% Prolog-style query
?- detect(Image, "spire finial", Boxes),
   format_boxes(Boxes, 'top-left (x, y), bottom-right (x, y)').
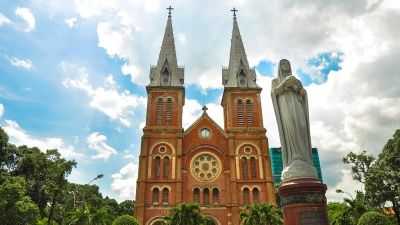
top-left (231, 7), bottom-right (238, 18)
top-left (167, 5), bottom-right (174, 17)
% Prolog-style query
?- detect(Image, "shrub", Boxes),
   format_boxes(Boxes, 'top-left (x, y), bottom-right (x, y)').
top-left (357, 211), bottom-right (390, 225)
top-left (112, 215), bottom-right (139, 225)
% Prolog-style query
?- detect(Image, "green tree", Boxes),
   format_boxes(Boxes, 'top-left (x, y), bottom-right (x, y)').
top-left (343, 129), bottom-right (400, 225)
top-left (117, 200), bottom-right (134, 216)
top-left (0, 175), bottom-right (39, 225)
top-left (164, 203), bottom-right (209, 225)
top-left (343, 151), bottom-right (374, 184)
top-left (240, 203), bottom-right (282, 225)
top-left (11, 146), bottom-right (76, 220)
top-left (357, 211), bottom-right (391, 225)
top-left (365, 129), bottom-right (400, 224)
top-left (112, 215), bottom-right (139, 225)
top-left (327, 202), bottom-right (349, 225)
top-left (63, 204), bottom-right (111, 225)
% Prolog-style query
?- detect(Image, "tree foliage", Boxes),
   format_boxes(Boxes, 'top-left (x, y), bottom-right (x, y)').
top-left (0, 126), bottom-right (137, 224)
top-left (343, 129), bottom-right (400, 225)
top-left (357, 211), bottom-right (391, 225)
top-left (164, 203), bottom-right (210, 225)
top-left (112, 215), bottom-right (139, 225)
top-left (0, 175), bottom-right (39, 225)
top-left (240, 203), bottom-right (282, 225)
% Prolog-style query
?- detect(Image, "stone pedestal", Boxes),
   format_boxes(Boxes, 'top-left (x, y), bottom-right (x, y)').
top-left (278, 179), bottom-right (328, 225)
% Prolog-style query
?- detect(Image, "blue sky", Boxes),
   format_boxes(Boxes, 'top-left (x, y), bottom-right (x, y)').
top-left (1, 0), bottom-right (400, 202)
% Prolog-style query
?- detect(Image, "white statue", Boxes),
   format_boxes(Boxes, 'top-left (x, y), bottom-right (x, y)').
top-left (271, 59), bottom-right (317, 182)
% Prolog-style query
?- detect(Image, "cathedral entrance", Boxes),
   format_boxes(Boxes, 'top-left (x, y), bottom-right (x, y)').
top-left (148, 219), bottom-right (164, 225)
top-left (206, 217), bottom-right (220, 225)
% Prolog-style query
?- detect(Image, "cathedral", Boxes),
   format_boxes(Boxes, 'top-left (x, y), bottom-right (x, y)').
top-left (134, 8), bottom-right (276, 225)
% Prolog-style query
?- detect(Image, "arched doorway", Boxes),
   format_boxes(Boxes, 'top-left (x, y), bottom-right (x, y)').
top-left (147, 217), bottom-right (165, 225)
top-left (205, 216), bottom-right (220, 225)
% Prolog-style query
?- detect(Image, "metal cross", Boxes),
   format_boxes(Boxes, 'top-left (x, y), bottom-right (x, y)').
top-left (231, 7), bottom-right (238, 18)
top-left (202, 105), bottom-right (208, 113)
top-left (167, 5), bottom-right (174, 16)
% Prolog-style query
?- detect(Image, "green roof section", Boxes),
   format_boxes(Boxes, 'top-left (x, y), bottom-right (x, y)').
top-left (269, 147), bottom-right (323, 185)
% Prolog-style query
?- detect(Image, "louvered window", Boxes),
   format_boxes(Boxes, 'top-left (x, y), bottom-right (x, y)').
top-left (237, 99), bottom-right (244, 126)
top-left (166, 98), bottom-right (172, 125)
top-left (156, 98), bottom-right (163, 125)
top-left (152, 188), bottom-right (159, 205)
top-left (250, 157), bottom-right (257, 179)
top-left (163, 157), bottom-right (169, 179)
top-left (246, 99), bottom-right (253, 125)
top-left (243, 188), bottom-right (250, 204)
top-left (253, 188), bottom-right (260, 203)
top-left (241, 158), bottom-right (248, 179)
top-left (154, 156), bottom-right (160, 179)
top-left (162, 188), bottom-right (169, 205)
top-left (203, 188), bottom-right (210, 205)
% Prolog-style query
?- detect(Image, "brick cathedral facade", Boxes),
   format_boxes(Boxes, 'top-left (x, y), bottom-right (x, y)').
top-left (134, 10), bottom-right (276, 225)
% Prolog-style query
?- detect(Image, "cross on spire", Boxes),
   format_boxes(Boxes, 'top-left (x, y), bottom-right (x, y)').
top-left (231, 7), bottom-right (238, 18)
top-left (202, 105), bottom-right (208, 114)
top-left (167, 5), bottom-right (174, 16)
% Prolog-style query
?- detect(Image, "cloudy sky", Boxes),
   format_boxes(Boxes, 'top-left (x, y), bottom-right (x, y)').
top-left (1, 0), bottom-right (400, 202)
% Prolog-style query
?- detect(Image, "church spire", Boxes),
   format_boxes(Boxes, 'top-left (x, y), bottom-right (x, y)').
top-left (222, 8), bottom-right (258, 88)
top-left (149, 5), bottom-right (184, 86)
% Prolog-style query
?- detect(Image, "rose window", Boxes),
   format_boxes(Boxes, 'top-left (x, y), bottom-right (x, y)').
top-left (191, 153), bottom-right (221, 181)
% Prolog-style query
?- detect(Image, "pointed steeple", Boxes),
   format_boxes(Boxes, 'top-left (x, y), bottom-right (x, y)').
top-left (149, 6), bottom-right (184, 86)
top-left (222, 9), bottom-right (258, 88)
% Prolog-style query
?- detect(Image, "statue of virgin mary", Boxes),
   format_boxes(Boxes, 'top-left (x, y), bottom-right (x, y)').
top-left (271, 59), bottom-right (317, 182)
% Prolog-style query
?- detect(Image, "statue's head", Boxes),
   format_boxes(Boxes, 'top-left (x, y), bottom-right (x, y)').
top-left (278, 59), bottom-right (292, 78)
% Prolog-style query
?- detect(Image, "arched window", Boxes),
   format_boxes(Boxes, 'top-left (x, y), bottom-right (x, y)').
top-left (253, 188), bottom-right (260, 203)
top-left (238, 69), bottom-right (246, 87)
top-left (243, 188), bottom-right (250, 204)
top-left (165, 98), bottom-right (172, 125)
top-left (203, 188), bottom-right (210, 205)
top-left (250, 157), bottom-right (257, 179)
top-left (162, 188), bottom-right (169, 205)
top-left (156, 98), bottom-right (163, 125)
top-left (152, 188), bottom-right (159, 205)
top-left (162, 68), bottom-right (170, 86)
top-left (246, 99), bottom-right (253, 125)
top-left (154, 156), bottom-right (161, 179)
top-left (212, 188), bottom-right (219, 205)
top-left (237, 99), bottom-right (244, 126)
top-left (163, 157), bottom-right (169, 179)
top-left (193, 188), bottom-right (200, 203)
top-left (241, 158), bottom-right (248, 179)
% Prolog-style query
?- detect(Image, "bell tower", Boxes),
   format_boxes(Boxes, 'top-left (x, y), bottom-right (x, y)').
top-left (221, 9), bottom-right (276, 222)
top-left (134, 6), bottom-right (185, 224)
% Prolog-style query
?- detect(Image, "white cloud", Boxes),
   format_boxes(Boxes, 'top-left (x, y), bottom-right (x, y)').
top-left (9, 57), bottom-right (34, 70)
top-left (65, 17), bottom-right (78, 28)
top-left (0, 103), bottom-right (4, 117)
top-left (61, 62), bottom-right (146, 126)
top-left (177, 33), bottom-right (186, 45)
top-left (182, 98), bottom-right (202, 129)
top-left (2, 120), bottom-right (82, 159)
top-left (111, 162), bottom-right (138, 202)
top-left (0, 13), bottom-right (11, 25)
top-left (87, 132), bottom-right (117, 160)
top-left (15, 7), bottom-right (35, 32)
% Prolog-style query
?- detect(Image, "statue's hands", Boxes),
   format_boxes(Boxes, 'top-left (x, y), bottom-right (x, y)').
top-left (292, 84), bottom-right (299, 92)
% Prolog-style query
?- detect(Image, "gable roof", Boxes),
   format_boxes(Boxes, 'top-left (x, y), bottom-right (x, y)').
top-left (184, 112), bottom-right (227, 138)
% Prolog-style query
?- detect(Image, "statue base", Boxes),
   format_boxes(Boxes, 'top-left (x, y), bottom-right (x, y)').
top-left (278, 179), bottom-right (328, 225)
